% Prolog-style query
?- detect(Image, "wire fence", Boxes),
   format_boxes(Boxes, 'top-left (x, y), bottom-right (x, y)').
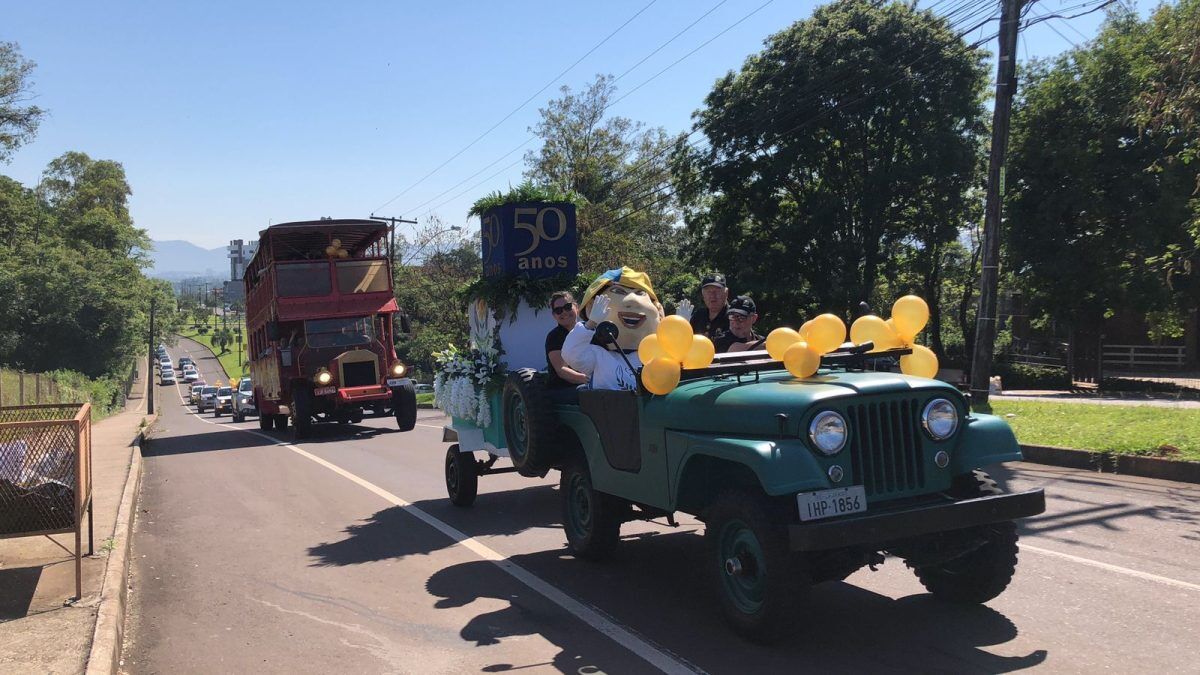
top-left (0, 361), bottom-right (140, 416)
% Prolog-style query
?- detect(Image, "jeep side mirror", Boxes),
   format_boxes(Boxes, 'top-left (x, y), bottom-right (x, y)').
top-left (595, 321), bottom-right (620, 346)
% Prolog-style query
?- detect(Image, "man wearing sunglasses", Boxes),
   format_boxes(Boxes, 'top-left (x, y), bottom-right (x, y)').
top-left (717, 295), bottom-right (765, 353)
top-left (545, 291), bottom-right (589, 388)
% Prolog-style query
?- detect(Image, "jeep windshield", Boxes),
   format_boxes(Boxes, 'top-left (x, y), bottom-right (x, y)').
top-left (304, 316), bottom-right (375, 349)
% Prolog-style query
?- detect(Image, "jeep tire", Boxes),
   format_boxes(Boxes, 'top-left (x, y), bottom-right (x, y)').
top-left (911, 470), bottom-right (1019, 604)
top-left (393, 381), bottom-right (417, 431)
top-left (502, 369), bottom-right (558, 477)
top-left (560, 460), bottom-right (624, 561)
top-left (707, 490), bottom-right (805, 644)
top-left (445, 444), bottom-right (478, 507)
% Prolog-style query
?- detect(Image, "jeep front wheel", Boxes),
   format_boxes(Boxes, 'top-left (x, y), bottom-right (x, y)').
top-left (445, 445), bottom-right (478, 507)
top-left (911, 470), bottom-right (1019, 604)
top-left (560, 460), bottom-right (623, 560)
top-left (706, 490), bottom-right (804, 643)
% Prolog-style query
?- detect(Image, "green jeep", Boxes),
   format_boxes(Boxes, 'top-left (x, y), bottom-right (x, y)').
top-left (442, 344), bottom-right (1045, 643)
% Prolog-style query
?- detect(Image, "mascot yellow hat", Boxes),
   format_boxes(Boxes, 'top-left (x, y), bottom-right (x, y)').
top-left (580, 266), bottom-right (659, 316)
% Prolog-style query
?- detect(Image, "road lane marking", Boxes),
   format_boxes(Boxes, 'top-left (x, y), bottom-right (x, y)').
top-left (170, 383), bottom-right (701, 675)
top-left (1020, 544), bottom-right (1200, 593)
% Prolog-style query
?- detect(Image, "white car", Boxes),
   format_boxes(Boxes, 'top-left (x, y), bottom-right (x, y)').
top-left (183, 369), bottom-right (200, 383)
top-left (160, 368), bottom-right (177, 385)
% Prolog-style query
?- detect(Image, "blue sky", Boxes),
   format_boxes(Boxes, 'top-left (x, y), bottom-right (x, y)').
top-left (4, 0), bottom-right (1116, 248)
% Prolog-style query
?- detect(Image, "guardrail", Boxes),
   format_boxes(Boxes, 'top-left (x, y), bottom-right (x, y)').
top-left (1102, 344), bottom-right (1187, 370)
top-left (0, 403), bottom-right (94, 600)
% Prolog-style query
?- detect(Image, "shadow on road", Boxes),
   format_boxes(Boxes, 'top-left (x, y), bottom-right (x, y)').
top-left (142, 429), bottom-right (278, 457)
top-left (306, 485), bottom-right (561, 567)
top-left (0, 565), bottom-right (42, 620)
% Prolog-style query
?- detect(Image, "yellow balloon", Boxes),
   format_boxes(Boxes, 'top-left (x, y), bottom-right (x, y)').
top-left (799, 320), bottom-right (814, 339)
top-left (682, 334), bottom-right (716, 369)
top-left (806, 313), bottom-right (846, 355)
top-left (643, 356), bottom-right (682, 395)
top-left (850, 315), bottom-right (903, 351)
top-left (892, 295), bottom-right (929, 343)
top-left (900, 344), bottom-right (939, 378)
top-left (766, 327), bottom-right (803, 361)
top-left (783, 341), bottom-right (820, 378)
top-left (638, 334), bottom-right (667, 364)
top-left (325, 245), bottom-right (337, 256)
top-left (337, 249), bottom-right (349, 258)
top-left (658, 315), bottom-right (693, 362)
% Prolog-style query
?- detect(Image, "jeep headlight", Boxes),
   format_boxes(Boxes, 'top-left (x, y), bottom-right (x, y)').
top-left (809, 411), bottom-right (847, 456)
top-left (922, 398), bottom-right (959, 440)
top-left (391, 362), bottom-right (407, 377)
top-left (314, 369), bottom-right (333, 385)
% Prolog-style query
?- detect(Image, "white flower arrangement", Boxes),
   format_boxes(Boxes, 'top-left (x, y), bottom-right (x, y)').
top-left (433, 301), bottom-right (503, 428)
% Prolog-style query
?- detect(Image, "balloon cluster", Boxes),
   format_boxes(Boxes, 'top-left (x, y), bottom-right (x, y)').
top-left (637, 315), bottom-right (716, 395)
top-left (325, 238), bottom-right (350, 258)
top-left (764, 313), bottom-right (847, 378)
top-left (848, 295), bottom-right (938, 378)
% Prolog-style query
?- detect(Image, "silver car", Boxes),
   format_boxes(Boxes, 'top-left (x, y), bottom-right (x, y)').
top-left (196, 385), bottom-right (219, 413)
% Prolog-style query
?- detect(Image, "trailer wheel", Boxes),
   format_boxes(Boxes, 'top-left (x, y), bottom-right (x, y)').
top-left (258, 414), bottom-right (272, 431)
top-left (445, 445), bottom-right (478, 507)
top-left (502, 369), bottom-right (559, 477)
top-left (392, 382), bottom-right (417, 431)
top-left (291, 386), bottom-right (313, 440)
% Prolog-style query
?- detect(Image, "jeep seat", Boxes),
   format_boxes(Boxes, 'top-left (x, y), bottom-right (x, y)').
top-left (578, 389), bottom-right (641, 472)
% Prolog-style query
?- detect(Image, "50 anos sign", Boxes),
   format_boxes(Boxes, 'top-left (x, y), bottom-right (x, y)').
top-left (480, 202), bottom-right (578, 279)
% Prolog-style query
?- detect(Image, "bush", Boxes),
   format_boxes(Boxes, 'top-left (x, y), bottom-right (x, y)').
top-left (993, 362), bottom-right (1072, 390)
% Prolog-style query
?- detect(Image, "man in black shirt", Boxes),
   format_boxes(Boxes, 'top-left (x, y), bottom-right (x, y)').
top-left (689, 273), bottom-right (731, 346)
top-left (716, 295), bottom-right (765, 352)
top-left (545, 291), bottom-right (589, 388)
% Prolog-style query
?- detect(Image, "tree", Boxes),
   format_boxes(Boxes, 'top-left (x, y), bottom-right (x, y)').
top-left (524, 75), bottom-right (685, 286)
top-left (673, 0), bottom-right (988, 327)
top-left (1005, 8), bottom-right (1198, 338)
top-left (0, 42), bottom-right (45, 163)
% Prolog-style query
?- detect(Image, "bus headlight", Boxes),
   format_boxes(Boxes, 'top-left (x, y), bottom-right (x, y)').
top-left (809, 411), bottom-right (848, 456)
top-left (922, 398), bottom-right (959, 440)
top-left (314, 369), bottom-right (333, 385)
top-left (391, 362), bottom-right (407, 377)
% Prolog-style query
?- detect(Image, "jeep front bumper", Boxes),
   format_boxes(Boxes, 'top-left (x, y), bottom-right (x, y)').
top-left (788, 489), bottom-right (1045, 551)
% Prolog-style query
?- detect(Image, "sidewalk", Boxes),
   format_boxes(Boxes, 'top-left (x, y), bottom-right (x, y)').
top-left (993, 390), bottom-right (1200, 409)
top-left (0, 361), bottom-right (151, 674)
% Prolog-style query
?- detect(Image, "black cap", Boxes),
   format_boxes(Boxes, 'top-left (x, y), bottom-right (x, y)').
top-left (701, 273), bottom-right (727, 289)
top-left (728, 295), bottom-right (757, 316)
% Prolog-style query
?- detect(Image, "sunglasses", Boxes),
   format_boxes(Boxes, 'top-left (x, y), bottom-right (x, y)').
top-left (729, 313), bottom-right (752, 322)
top-left (552, 303), bottom-right (575, 315)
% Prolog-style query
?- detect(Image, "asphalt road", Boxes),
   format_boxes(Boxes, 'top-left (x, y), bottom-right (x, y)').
top-left (121, 337), bottom-right (1200, 673)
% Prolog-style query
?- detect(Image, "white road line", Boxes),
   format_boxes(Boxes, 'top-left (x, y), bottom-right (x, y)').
top-left (169, 383), bottom-right (700, 675)
top-left (1021, 544), bottom-right (1200, 593)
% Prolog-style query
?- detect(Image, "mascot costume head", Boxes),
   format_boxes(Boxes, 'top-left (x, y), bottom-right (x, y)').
top-left (580, 266), bottom-right (665, 351)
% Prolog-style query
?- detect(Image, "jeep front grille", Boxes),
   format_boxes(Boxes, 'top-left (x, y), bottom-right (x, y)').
top-left (341, 360), bottom-right (378, 388)
top-left (846, 400), bottom-right (925, 498)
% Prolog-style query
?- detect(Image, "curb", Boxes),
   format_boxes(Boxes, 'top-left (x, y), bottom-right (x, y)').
top-left (1020, 444), bottom-right (1200, 485)
top-left (84, 416), bottom-right (152, 675)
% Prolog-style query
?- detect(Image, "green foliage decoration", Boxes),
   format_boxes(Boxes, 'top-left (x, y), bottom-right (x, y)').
top-left (466, 179), bottom-right (584, 219)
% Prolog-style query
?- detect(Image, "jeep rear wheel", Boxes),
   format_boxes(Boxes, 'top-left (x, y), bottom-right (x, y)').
top-left (445, 445), bottom-right (478, 507)
top-left (706, 490), bottom-right (805, 644)
top-left (560, 460), bottom-right (624, 560)
top-left (503, 369), bottom-right (558, 477)
top-left (912, 470), bottom-right (1019, 604)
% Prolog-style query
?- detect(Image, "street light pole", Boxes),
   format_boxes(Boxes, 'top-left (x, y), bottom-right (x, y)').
top-left (970, 0), bottom-right (1023, 405)
top-left (369, 214), bottom-right (418, 283)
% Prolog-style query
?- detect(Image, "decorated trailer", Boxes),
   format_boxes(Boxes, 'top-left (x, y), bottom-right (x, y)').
top-left (435, 196), bottom-right (1044, 642)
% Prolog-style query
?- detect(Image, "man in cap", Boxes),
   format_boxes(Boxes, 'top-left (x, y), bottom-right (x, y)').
top-left (717, 295), bottom-right (765, 353)
top-left (687, 273), bottom-right (731, 346)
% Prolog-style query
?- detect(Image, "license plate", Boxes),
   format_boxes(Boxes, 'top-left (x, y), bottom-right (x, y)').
top-left (386, 378), bottom-right (412, 387)
top-left (797, 486), bottom-right (867, 522)
top-left (313, 386), bottom-right (337, 396)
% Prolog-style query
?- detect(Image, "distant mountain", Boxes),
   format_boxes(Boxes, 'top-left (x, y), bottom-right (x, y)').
top-left (148, 240), bottom-right (229, 279)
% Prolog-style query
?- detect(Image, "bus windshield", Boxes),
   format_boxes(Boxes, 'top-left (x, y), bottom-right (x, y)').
top-left (305, 316), bottom-right (375, 349)
top-left (336, 260), bottom-right (390, 294)
top-left (276, 262), bottom-right (332, 298)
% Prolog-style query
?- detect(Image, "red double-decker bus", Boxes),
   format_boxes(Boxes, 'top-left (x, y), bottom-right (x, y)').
top-left (243, 219), bottom-right (416, 439)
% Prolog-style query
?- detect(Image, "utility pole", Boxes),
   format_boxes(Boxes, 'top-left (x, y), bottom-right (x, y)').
top-left (370, 214), bottom-right (417, 281)
top-left (148, 296), bottom-right (156, 415)
top-left (970, 0), bottom-right (1023, 405)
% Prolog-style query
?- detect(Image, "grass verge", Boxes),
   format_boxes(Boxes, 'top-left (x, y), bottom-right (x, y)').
top-left (178, 315), bottom-right (248, 382)
top-left (416, 392), bottom-right (434, 407)
top-left (985, 400), bottom-right (1200, 462)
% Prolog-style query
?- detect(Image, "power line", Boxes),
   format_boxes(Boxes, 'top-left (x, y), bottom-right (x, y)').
top-left (371, 0), bottom-right (659, 214)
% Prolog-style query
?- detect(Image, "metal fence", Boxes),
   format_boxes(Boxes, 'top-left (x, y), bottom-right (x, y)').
top-left (0, 403), bottom-right (94, 599)
top-left (0, 370), bottom-right (64, 407)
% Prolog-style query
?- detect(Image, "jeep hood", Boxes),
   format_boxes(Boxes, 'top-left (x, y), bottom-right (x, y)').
top-left (645, 369), bottom-right (961, 436)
